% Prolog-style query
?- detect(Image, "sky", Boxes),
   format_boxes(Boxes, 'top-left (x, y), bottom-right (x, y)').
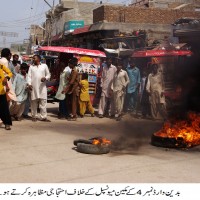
top-left (0, 0), bottom-right (59, 47)
top-left (0, 0), bottom-right (132, 48)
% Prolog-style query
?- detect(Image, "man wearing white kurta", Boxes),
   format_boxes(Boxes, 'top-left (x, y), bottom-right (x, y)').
top-left (55, 65), bottom-right (71, 118)
top-left (111, 63), bottom-right (129, 120)
top-left (98, 58), bottom-right (116, 118)
top-left (146, 64), bottom-right (166, 120)
top-left (27, 55), bottom-right (51, 121)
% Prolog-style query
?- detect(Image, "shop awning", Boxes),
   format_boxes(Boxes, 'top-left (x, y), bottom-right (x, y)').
top-left (72, 25), bottom-right (91, 35)
top-left (38, 46), bottom-right (106, 57)
top-left (132, 49), bottom-right (192, 57)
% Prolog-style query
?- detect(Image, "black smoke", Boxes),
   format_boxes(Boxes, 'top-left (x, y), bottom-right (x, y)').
top-left (170, 50), bottom-right (200, 119)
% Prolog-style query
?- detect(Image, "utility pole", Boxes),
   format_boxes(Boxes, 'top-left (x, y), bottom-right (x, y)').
top-left (44, 0), bottom-right (55, 46)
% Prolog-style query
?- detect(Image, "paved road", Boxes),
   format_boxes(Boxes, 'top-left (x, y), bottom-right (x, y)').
top-left (0, 103), bottom-right (199, 183)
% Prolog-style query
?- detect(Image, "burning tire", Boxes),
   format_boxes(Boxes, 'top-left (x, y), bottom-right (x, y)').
top-left (151, 112), bottom-right (200, 149)
top-left (151, 134), bottom-right (187, 148)
top-left (73, 137), bottom-right (103, 146)
top-left (73, 137), bottom-right (111, 154)
top-left (76, 143), bottom-right (110, 154)
top-left (73, 139), bottom-right (93, 146)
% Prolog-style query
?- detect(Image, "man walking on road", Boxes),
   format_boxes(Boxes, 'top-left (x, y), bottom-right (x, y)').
top-left (98, 57), bottom-right (116, 118)
top-left (27, 55), bottom-right (51, 122)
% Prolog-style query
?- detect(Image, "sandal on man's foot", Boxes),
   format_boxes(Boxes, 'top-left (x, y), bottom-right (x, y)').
top-left (67, 117), bottom-right (77, 121)
top-left (5, 125), bottom-right (11, 130)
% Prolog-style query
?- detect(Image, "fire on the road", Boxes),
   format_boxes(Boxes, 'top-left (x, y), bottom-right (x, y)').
top-left (92, 138), bottom-right (112, 146)
top-left (154, 113), bottom-right (200, 148)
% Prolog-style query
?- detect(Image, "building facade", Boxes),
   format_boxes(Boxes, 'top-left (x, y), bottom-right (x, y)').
top-left (44, 0), bottom-right (100, 45)
top-left (28, 24), bottom-right (44, 54)
top-left (93, 4), bottom-right (200, 42)
top-left (131, 0), bottom-right (200, 10)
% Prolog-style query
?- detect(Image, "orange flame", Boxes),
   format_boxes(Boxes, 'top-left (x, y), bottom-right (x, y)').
top-left (155, 113), bottom-right (200, 147)
top-left (92, 138), bottom-right (111, 146)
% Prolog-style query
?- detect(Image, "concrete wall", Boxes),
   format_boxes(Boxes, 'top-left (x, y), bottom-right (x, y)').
top-left (30, 25), bottom-right (44, 45)
top-left (51, 2), bottom-right (97, 36)
top-left (44, 1), bottom-right (100, 42)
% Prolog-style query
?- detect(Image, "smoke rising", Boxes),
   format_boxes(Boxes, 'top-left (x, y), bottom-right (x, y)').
top-left (110, 119), bottom-right (163, 154)
top-left (168, 52), bottom-right (200, 119)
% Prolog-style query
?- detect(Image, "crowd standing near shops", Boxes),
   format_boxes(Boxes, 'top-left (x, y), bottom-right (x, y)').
top-left (0, 48), bottom-right (167, 131)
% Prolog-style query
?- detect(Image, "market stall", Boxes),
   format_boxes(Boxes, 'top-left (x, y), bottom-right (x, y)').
top-left (38, 46), bottom-right (106, 103)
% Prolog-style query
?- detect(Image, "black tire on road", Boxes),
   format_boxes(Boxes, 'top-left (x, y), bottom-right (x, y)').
top-left (88, 137), bottom-right (103, 141)
top-left (77, 143), bottom-right (110, 154)
top-left (73, 139), bottom-right (93, 146)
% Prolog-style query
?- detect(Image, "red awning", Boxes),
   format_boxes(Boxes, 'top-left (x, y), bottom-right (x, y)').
top-left (38, 46), bottom-right (106, 57)
top-left (72, 25), bottom-right (90, 35)
top-left (132, 50), bottom-right (192, 57)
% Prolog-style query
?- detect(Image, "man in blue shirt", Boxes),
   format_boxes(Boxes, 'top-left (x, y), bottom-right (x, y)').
top-left (126, 59), bottom-right (141, 113)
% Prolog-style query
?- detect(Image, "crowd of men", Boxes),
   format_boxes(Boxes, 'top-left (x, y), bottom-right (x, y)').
top-left (98, 57), bottom-right (166, 121)
top-left (0, 48), bottom-right (51, 130)
top-left (0, 48), bottom-right (166, 131)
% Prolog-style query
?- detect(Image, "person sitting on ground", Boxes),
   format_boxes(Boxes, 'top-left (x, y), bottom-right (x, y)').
top-left (79, 73), bottom-right (95, 118)
top-left (10, 63), bottom-right (29, 121)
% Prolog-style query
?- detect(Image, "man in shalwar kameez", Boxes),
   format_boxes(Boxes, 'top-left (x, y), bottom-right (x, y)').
top-left (126, 60), bottom-right (141, 113)
top-left (146, 64), bottom-right (167, 120)
top-left (27, 55), bottom-right (51, 122)
top-left (98, 58), bottom-right (116, 118)
top-left (111, 60), bottom-right (129, 120)
top-left (10, 63), bottom-right (29, 121)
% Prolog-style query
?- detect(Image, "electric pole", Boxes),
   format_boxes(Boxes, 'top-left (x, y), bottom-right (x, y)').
top-left (44, 0), bottom-right (55, 46)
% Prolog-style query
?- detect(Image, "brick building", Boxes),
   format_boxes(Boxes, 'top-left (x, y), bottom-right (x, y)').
top-left (93, 5), bottom-right (200, 42)
top-left (131, 0), bottom-right (200, 10)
